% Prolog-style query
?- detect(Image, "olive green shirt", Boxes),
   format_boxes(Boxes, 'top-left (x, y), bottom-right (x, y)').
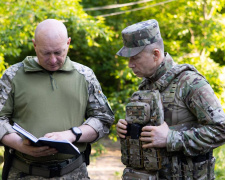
top-left (0, 56), bottom-right (114, 162)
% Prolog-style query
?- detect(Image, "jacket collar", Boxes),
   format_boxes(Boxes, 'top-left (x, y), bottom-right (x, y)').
top-left (146, 52), bottom-right (176, 83)
top-left (23, 56), bottom-right (76, 72)
top-left (139, 52), bottom-right (199, 91)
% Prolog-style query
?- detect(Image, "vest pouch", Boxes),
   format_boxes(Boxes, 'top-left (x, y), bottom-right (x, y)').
top-left (122, 167), bottom-right (158, 180)
top-left (126, 102), bottom-right (150, 125)
top-left (120, 137), bottom-right (130, 166)
top-left (129, 139), bottom-right (143, 168)
top-left (142, 146), bottom-right (162, 171)
top-left (121, 123), bottom-right (143, 168)
top-left (122, 90), bottom-right (164, 171)
top-left (193, 159), bottom-right (208, 179)
top-left (208, 157), bottom-right (215, 180)
top-left (182, 162), bottom-right (193, 180)
top-left (129, 90), bottom-right (164, 126)
top-left (181, 157), bottom-right (215, 180)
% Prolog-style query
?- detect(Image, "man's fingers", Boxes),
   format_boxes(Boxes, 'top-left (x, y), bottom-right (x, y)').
top-left (32, 147), bottom-right (58, 157)
top-left (142, 142), bottom-right (154, 149)
top-left (142, 125), bottom-right (153, 132)
top-left (117, 129), bottom-right (127, 135)
top-left (116, 128), bottom-right (127, 138)
top-left (23, 139), bottom-right (31, 146)
top-left (140, 131), bottom-right (153, 137)
top-left (118, 119), bottom-right (127, 125)
top-left (116, 119), bottom-right (128, 138)
top-left (117, 120), bottom-right (127, 129)
top-left (140, 136), bottom-right (152, 142)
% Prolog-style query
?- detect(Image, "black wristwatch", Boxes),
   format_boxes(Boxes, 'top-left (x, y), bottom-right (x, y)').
top-left (70, 127), bottom-right (82, 142)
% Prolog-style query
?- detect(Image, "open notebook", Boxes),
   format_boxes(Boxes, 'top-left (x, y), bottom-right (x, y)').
top-left (13, 123), bottom-right (80, 155)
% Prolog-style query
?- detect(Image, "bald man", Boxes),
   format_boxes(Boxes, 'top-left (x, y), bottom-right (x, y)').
top-left (0, 19), bottom-right (114, 179)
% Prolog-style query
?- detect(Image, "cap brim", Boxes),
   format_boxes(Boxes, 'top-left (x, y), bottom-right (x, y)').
top-left (116, 46), bottom-right (146, 57)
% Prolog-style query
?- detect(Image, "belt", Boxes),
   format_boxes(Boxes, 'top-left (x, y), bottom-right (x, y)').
top-left (12, 154), bottom-right (85, 178)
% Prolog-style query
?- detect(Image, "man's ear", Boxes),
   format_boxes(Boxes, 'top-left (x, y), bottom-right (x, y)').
top-left (153, 49), bottom-right (160, 61)
top-left (66, 38), bottom-right (71, 52)
top-left (32, 39), bottom-right (36, 48)
top-left (67, 37), bottom-right (71, 45)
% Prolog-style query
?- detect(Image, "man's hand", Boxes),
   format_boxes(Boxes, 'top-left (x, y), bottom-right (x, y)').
top-left (44, 130), bottom-right (75, 142)
top-left (22, 138), bottom-right (58, 157)
top-left (140, 122), bottom-right (169, 148)
top-left (45, 124), bottom-right (98, 143)
top-left (2, 133), bottom-right (58, 157)
top-left (116, 119), bottom-right (127, 138)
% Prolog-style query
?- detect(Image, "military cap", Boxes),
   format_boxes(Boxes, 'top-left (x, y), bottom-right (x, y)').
top-left (116, 19), bottom-right (162, 57)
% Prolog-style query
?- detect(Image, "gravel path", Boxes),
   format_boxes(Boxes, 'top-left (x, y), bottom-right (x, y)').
top-left (87, 137), bottom-right (125, 180)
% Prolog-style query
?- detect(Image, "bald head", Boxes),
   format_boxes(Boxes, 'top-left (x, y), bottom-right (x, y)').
top-left (32, 19), bottom-right (71, 71)
top-left (34, 19), bottom-right (68, 44)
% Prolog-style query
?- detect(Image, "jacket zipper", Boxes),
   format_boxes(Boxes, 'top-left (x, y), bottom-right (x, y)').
top-left (49, 73), bottom-right (57, 91)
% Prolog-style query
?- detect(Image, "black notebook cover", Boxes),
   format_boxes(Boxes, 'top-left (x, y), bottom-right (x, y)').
top-left (13, 123), bottom-right (80, 155)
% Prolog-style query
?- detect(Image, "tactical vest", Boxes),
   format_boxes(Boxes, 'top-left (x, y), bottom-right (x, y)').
top-left (120, 90), bottom-right (163, 180)
top-left (121, 64), bottom-right (216, 180)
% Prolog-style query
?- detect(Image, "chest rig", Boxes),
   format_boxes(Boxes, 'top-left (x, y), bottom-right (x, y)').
top-left (121, 63), bottom-right (203, 179)
top-left (120, 90), bottom-right (164, 172)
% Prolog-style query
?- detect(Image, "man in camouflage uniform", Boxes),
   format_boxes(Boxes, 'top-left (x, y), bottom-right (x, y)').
top-left (0, 19), bottom-right (114, 179)
top-left (116, 19), bottom-right (225, 179)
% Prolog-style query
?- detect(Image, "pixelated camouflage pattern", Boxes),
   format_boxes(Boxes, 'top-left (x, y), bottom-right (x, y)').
top-left (142, 147), bottom-right (162, 171)
top-left (126, 102), bottom-right (150, 125)
top-left (8, 162), bottom-right (89, 180)
top-left (157, 156), bottom-right (216, 180)
top-left (138, 53), bottom-right (225, 179)
top-left (71, 59), bottom-right (115, 141)
top-left (0, 56), bottom-right (114, 142)
top-left (121, 90), bottom-right (163, 171)
top-left (0, 63), bottom-right (23, 111)
top-left (120, 138), bottom-right (130, 165)
top-left (129, 139), bottom-right (142, 168)
top-left (171, 156), bottom-right (181, 179)
top-left (0, 63), bottom-right (23, 138)
top-left (122, 167), bottom-right (158, 180)
top-left (182, 160), bottom-right (193, 180)
top-left (129, 90), bottom-right (164, 126)
top-left (0, 56), bottom-right (114, 178)
top-left (117, 19), bottom-right (162, 57)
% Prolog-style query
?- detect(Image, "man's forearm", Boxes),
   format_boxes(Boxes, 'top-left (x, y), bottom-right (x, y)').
top-left (1, 133), bottom-right (23, 150)
top-left (78, 124), bottom-right (98, 143)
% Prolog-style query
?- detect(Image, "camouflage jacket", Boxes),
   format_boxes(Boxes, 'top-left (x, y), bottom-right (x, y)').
top-left (139, 53), bottom-right (225, 156)
top-left (0, 56), bottom-right (114, 160)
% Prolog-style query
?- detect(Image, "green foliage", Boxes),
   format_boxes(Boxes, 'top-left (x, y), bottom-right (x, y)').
top-left (0, 56), bottom-right (8, 77)
top-left (82, 0), bottom-right (225, 178)
top-left (214, 144), bottom-right (225, 179)
top-left (90, 142), bottom-right (107, 158)
top-left (0, 0), bottom-right (225, 178)
top-left (0, 0), bottom-right (114, 65)
top-left (0, 146), bottom-right (3, 179)
top-left (81, 0), bottom-right (225, 109)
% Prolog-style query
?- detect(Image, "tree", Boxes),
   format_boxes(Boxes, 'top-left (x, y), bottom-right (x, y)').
top-left (0, 0), bottom-right (115, 175)
top-left (81, 0), bottom-right (225, 177)
top-left (0, 0), bottom-right (114, 74)
top-left (81, 0), bottom-right (225, 117)
top-left (1, 0), bottom-right (225, 177)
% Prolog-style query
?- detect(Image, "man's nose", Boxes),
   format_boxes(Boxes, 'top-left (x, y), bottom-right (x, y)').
top-left (128, 59), bottom-right (135, 68)
top-left (49, 54), bottom-right (57, 63)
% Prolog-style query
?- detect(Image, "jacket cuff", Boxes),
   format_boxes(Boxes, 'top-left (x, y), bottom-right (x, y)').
top-left (167, 129), bottom-right (183, 152)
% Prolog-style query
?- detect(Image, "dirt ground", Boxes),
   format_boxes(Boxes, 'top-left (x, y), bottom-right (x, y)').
top-left (87, 137), bottom-right (125, 180)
